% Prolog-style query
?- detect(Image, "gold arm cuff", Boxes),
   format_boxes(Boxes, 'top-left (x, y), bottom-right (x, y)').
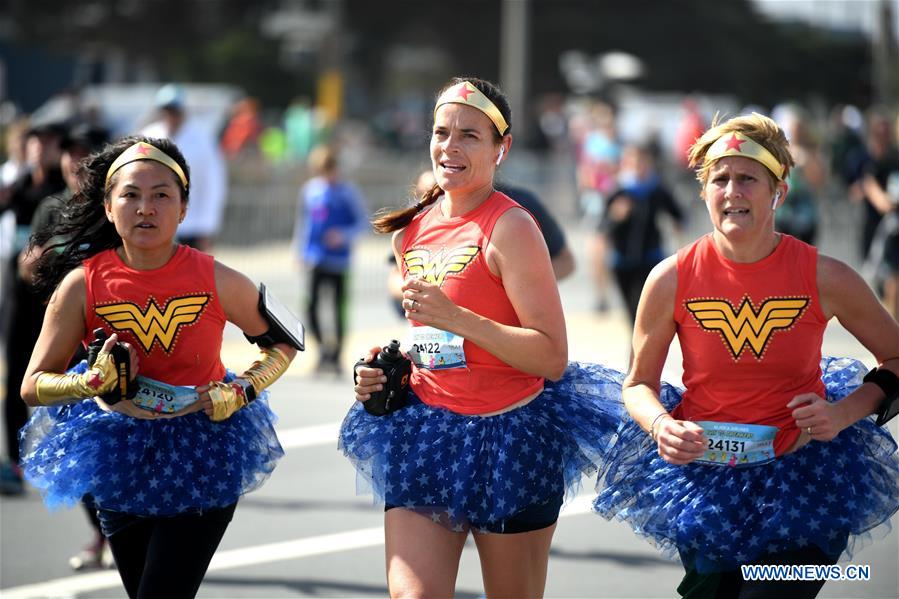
top-left (241, 347), bottom-right (291, 396)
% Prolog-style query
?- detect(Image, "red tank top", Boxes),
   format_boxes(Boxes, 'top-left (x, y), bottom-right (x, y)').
top-left (83, 246), bottom-right (227, 386)
top-left (401, 191), bottom-right (544, 414)
top-left (673, 234), bottom-right (827, 455)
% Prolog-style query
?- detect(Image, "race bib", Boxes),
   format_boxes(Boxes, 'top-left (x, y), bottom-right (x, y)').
top-left (131, 376), bottom-right (199, 413)
top-left (695, 421), bottom-right (778, 468)
top-left (405, 326), bottom-right (466, 370)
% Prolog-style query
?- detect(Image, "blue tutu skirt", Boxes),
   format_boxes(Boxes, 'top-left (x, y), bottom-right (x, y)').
top-left (19, 364), bottom-right (283, 517)
top-left (593, 356), bottom-right (899, 574)
top-left (339, 362), bottom-right (625, 532)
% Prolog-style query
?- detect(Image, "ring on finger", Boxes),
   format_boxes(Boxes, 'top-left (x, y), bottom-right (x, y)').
top-left (807, 426), bottom-right (813, 435)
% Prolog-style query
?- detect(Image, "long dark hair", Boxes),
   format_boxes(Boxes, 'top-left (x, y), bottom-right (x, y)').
top-left (30, 135), bottom-right (190, 298)
top-left (371, 77), bottom-right (512, 233)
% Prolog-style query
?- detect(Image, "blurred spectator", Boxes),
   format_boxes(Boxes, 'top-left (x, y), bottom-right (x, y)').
top-left (494, 181), bottom-right (575, 281)
top-left (141, 84), bottom-right (228, 253)
top-left (293, 146), bottom-right (368, 373)
top-left (28, 123), bottom-right (110, 256)
top-left (0, 118), bottom-right (30, 326)
top-left (576, 101), bottom-right (621, 313)
top-left (25, 123), bottom-right (114, 569)
top-left (848, 109), bottom-right (899, 265)
top-left (220, 98), bottom-right (262, 160)
top-left (535, 93), bottom-right (568, 151)
top-left (673, 98), bottom-right (705, 170)
top-left (599, 143), bottom-right (685, 326)
top-left (579, 101), bottom-right (621, 210)
top-left (259, 126), bottom-right (289, 165)
top-left (1, 118), bottom-right (30, 188)
top-left (775, 106), bottom-right (827, 244)
top-left (285, 96), bottom-right (321, 162)
top-left (0, 121), bottom-right (66, 496)
top-left (827, 104), bottom-right (866, 188)
top-left (860, 113), bottom-right (899, 319)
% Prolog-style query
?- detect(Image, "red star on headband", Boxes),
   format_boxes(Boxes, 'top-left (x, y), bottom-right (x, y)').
top-left (135, 143), bottom-right (153, 156)
top-left (724, 134), bottom-right (744, 151)
top-left (454, 83), bottom-right (473, 101)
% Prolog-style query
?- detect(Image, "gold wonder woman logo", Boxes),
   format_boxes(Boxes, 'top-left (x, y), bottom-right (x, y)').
top-left (686, 296), bottom-right (809, 359)
top-left (404, 246), bottom-right (480, 287)
top-left (95, 295), bottom-right (210, 353)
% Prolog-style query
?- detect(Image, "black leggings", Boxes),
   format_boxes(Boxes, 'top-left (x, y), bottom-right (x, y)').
top-left (679, 545), bottom-right (838, 599)
top-left (306, 267), bottom-right (347, 361)
top-left (104, 503), bottom-right (236, 599)
top-left (612, 266), bottom-right (654, 327)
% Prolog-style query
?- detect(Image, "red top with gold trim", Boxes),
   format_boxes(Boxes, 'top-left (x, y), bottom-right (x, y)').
top-left (82, 245), bottom-right (227, 386)
top-left (401, 191), bottom-right (544, 414)
top-left (673, 233), bottom-right (827, 455)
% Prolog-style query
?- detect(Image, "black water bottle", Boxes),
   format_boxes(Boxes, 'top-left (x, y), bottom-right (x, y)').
top-left (87, 328), bottom-right (107, 367)
top-left (86, 328), bottom-right (135, 404)
top-left (359, 340), bottom-right (412, 416)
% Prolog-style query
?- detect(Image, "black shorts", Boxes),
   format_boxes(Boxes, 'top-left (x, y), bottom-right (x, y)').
top-left (386, 494), bottom-right (564, 534)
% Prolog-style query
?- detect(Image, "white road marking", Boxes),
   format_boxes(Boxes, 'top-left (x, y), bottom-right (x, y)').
top-left (1, 420), bottom-right (595, 598)
top-left (277, 421), bottom-right (341, 449)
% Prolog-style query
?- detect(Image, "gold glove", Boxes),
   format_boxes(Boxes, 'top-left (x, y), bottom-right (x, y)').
top-left (207, 381), bottom-right (249, 422)
top-left (35, 350), bottom-right (123, 406)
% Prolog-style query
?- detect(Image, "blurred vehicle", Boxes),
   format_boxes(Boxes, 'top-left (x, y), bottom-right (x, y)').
top-left (29, 83), bottom-right (243, 140)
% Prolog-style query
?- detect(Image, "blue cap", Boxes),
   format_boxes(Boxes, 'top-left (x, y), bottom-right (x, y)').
top-left (155, 84), bottom-right (185, 109)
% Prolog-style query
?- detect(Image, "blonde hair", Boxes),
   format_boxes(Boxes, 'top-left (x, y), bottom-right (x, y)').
top-left (688, 112), bottom-right (795, 187)
top-left (308, 145), bottom-right (338, 176)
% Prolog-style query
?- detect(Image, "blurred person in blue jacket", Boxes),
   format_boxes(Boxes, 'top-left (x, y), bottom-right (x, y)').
top-left (294, 145), bottom-right (368, 372)
top-left (599, 143), bottom-right (685, 326)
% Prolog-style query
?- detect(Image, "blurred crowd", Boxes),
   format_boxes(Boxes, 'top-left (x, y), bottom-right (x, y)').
top-left (2, 86), bottom-right (899, 322)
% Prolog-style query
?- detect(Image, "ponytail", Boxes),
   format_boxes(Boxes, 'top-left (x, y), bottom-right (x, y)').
top-left (372, 183), bottom-right (443, 233)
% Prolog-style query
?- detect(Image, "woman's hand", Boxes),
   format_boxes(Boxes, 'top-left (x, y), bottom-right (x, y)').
top-left (788, 393), bottom-right (846, 442)
top-left (95, 333), bottom-right (140, 381)
top-left (94, 396), bottom-right (157, 419)
top-left (197, 383), bottom-right (215, 418)
top-left (354, 346), bottom-right (385, 403)
top-left (401, 278), bottom-right (461, 329)
top-left (654, 417), bottom-right (707, 465)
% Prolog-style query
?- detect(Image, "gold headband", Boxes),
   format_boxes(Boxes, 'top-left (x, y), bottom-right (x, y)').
top-left (105, 142), bottom-right (189, 189)
top-left (704, 132), bottom-right (785, 180)
top-left (434, 81), bottom-right (509, 135)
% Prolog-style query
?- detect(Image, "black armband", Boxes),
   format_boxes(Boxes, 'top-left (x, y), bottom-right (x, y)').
top-left (243, 283), bottom-right (305, 351)
top-left (863, 367), bottom-right (899, 426)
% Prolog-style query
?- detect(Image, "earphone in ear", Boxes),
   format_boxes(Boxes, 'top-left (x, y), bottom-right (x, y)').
top-left (496, 146), bottom-right (505, 166)
top-left (771, 191), bottom-right (781, 210)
